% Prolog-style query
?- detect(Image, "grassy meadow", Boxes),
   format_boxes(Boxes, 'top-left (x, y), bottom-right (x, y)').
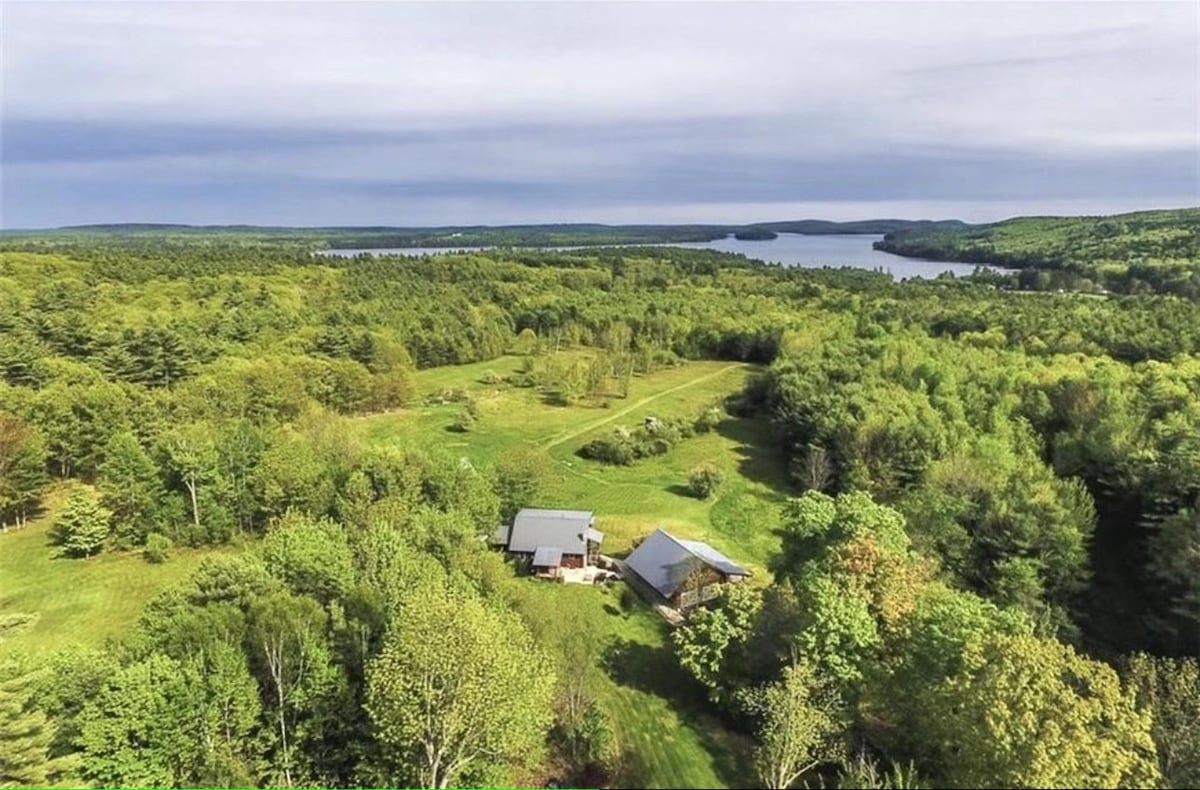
top-left (510, 581), bottom-right (753, 789)
top-left (357, 353), bottom-right (791, 570)
top-left (0, 486), bottom-right (233, 655)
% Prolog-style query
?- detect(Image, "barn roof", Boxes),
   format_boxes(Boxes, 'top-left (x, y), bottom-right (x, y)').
top-left (624, 529), bottom-right (750, 599)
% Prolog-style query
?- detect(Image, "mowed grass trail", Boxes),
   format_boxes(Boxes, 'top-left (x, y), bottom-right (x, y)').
top-left (538, 362), bottom-right (744, 450)
top-left (357, 354), bottom-right (793, 570)
top-left (0, 487), bottom-right (230, 655)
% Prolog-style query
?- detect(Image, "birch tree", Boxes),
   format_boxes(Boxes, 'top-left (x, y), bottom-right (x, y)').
top-left (753, 662), bottom-right (844, 789)
top-left (159, 423), bottom-right (218, 530)
top-left (248, 591), bottom-right (330, 788)
top-left (366, 586), bottom-right (555, 789)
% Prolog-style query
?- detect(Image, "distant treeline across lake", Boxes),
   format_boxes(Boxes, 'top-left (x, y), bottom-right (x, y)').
top-left (320, 233), bottom-right (1005, 279)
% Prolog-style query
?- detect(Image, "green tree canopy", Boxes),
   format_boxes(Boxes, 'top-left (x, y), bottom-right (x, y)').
top-left (928, 633), bottom-right (1159, 788)
top-left (366, 585), bottom-right (556, 789)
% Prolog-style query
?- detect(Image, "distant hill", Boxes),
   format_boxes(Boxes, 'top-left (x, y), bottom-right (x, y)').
top-left (6, 219), bottom-right (969, 249)
top-left (874, 207), bottom-right (1200, 295)
top-left (751, 219), bottom-right (969, 235)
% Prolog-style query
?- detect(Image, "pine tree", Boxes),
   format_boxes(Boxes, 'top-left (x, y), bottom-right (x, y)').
top-left (0, 414), bottom-right (49, 530)
top-left (0, 661), bottom-right (66, 788)
top-left (52, 493), bottom-right (113, 558)
top-left (98, 432), bottom-right (167, 547)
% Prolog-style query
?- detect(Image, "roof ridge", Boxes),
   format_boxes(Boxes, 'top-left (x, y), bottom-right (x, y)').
top-left (659, 528), bottom-right (747, 574)
top-left (656, 527), bottom-right (710, 564)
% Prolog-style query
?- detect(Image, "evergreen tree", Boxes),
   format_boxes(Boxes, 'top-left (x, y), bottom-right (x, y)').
top-left (98, 431), bottom-right (168, 547)
top-left (52, 492), bottom-right (113, 558)
top-left (0, 414), bottom-right (49, 530)
top-left (0, 660), bottom-right (69, 788)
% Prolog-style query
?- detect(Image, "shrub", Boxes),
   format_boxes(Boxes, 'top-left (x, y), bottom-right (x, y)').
top-left (695, 405), bottom-right (724, 434)
top-left (452, 408), bottom-right (476, 433)
top-left (480, 369), bottom-right (501, 385)
top-left (425, 387), bottom-right (470, 405)
top-left (687, 462), bottom-right (725, 499)
top-left (512, 357), bottom-right (539, 387)
top-left (143, 532), bottom-right (173, 563)
top-left (555, 700), bottom-right (616, 777)
top-left (580, 433), bottom-right (636, 465)
top-left (578, 416), bottom-right (698, 465)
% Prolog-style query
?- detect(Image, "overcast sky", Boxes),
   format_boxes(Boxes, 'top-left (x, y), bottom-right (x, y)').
top-left (2, 0), bottom-right (1197, 227)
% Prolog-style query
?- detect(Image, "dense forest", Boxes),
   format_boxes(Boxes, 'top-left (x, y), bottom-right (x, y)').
top-left (0, 230), bottom-right (1198, 789)
top-left (875, 207), bottom-right (1200, 296)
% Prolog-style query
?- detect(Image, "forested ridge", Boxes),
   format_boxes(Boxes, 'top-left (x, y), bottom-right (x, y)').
top-left (874, 207), bottom-right (1200, 295)
top-left (0, 235), bottom-right (1197, 789)
top-left (0, 217), bottom-right (965, 251)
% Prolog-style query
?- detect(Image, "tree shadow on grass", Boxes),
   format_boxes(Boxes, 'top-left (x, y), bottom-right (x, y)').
top-left (602, 636), bottom-right (754, 788)
top-left (664, 483), bottom-right (696, 499)
top-left (714, 416), bottom-right (794, 495)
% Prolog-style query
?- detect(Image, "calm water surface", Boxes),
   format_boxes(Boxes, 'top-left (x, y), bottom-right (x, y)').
top-left (320, 233), bottom-right (1004, 279)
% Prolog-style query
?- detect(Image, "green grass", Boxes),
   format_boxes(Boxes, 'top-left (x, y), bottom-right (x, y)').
top-left (357, 353), bottom-right (792, 572)
top-left (510, 581), bottom-right (753, 789)
top-left (0, 487), bottom-right (230, 656)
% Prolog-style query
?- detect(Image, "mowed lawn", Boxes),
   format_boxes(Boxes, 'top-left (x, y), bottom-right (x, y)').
top-left (511, 581), bottom-right (753, 789)
top-left (0, 487), bottom-right (230, 655)
top-left (357, 354), bottom-right (793, 571)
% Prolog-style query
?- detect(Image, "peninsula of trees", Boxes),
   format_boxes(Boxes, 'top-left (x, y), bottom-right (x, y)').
top-left (874, 207), bottom-right (1200, 295)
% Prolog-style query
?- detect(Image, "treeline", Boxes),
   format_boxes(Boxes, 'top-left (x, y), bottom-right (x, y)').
top-left (1, 218), bottom-right (970, 251)
top-left (660, 292), bottom-right (1200, 784)
top-left (875, 207), bottom-right (1200, 295)
top-left (752, 324), bottom-right (1200, 657)
top-left (674, 491), bottom-right (1196, 788)
top-left (0, 242), bottom-right (802, 546)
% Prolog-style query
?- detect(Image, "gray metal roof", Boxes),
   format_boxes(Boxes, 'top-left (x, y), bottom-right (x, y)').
top-left (625, 529), bottom-right (750, 599)
top-left (532, 546), bottom-right (563, 567)
top-left (507, 508), bottom-right (597, 555)
top-left (676, 538), bottom-right (748, 578)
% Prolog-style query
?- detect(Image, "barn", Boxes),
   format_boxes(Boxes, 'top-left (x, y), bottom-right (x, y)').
top-left (624, 528), bottom-right (750, 609)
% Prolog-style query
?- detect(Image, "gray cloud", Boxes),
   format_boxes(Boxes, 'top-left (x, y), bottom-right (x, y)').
top-left (1, 1), bottom-right (1196, 227)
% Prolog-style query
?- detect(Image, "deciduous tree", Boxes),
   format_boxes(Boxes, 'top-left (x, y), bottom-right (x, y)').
top-left (366, 586), bottom-right (555, 789)
top-left (753, 662), bottom-right (845, 789)
top-left (929, 634), bottom-right (1159, 788)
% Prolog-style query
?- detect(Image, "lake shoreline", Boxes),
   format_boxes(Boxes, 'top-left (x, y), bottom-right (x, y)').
top-left (316, 232), bottom-right (1011, 279)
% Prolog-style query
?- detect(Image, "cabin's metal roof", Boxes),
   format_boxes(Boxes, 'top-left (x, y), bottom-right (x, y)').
top-left (507, 508), bottom-right (597, 555)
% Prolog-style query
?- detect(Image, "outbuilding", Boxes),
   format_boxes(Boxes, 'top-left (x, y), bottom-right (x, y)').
top-left (624, 528), bottom-right (750, 609)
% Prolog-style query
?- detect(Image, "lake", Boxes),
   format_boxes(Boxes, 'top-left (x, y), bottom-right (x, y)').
top-left (319, 233), bottom-right (1003, 279)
